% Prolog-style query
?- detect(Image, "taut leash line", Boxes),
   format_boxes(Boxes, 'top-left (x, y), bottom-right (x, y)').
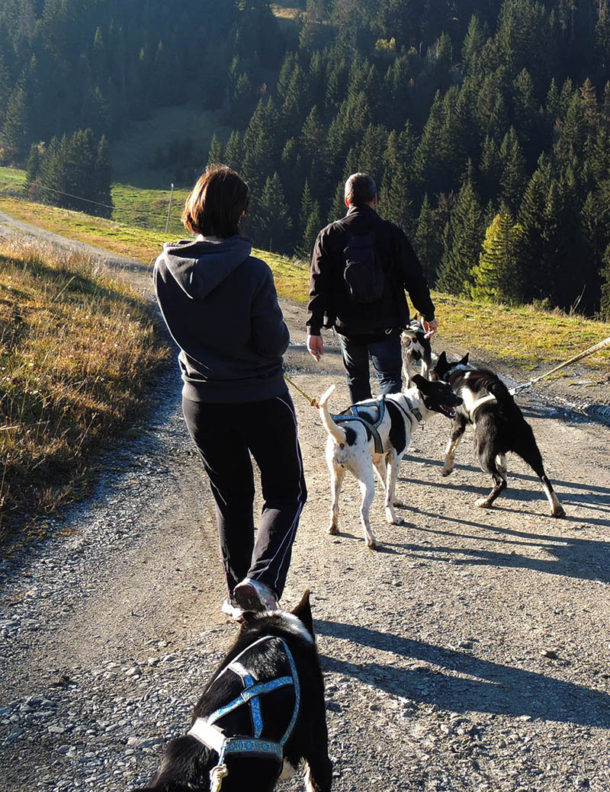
top-left (284, 374), bottom-right (319, 408)
top-left (510, 336), bottom-right (610, 395)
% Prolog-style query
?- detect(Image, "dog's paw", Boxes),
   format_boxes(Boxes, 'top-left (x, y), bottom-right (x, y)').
top-left (328, 524), bottom-right (339, 535)
top-left (441, 466), bottom-right (453, 477)
top-left (366, 539), bottom-right (380, 550)
top-left (552, 505), bottom-right (566, 518)
top-left (393, 499), bottom-right (404, 507)
top-left (475, 497), bottom-right (493, 509)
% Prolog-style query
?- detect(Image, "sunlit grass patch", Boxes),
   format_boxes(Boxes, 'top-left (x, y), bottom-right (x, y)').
top-left (0, 237), bottom-right (170, 546)
top-left (432, 293), bottom-right (610, 371)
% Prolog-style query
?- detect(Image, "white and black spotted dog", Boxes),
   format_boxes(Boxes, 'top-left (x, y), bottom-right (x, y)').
top-left (133, 591), bottom-right (332, 792)
top-left (433, 351), bottom-right (565, 517)
top-left (401, 319), bottom-right (434, 386)
top-left (317, 375), bottom-right (463, 549)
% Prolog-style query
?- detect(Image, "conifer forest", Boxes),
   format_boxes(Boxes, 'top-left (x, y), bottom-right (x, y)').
top-left (1, 0), bottom-right (610, 317)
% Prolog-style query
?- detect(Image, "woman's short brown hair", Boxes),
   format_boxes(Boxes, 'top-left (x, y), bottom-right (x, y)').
top-left (182, 164), bottom-right (250, 238)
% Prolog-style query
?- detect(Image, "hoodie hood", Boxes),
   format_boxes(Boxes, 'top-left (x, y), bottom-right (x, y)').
top-left (160, 235), bottom-right (253, 300)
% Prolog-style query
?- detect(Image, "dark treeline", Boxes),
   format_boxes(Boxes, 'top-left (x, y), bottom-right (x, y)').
top-left (1, 0), bottom-right (609, 317)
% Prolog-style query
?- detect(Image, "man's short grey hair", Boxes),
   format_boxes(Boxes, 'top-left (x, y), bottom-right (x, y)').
top-left (344, 173), bottom-right (377, 206)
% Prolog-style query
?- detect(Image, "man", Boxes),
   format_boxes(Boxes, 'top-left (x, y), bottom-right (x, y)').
top-left (306, 172), bottom-right (438, 403)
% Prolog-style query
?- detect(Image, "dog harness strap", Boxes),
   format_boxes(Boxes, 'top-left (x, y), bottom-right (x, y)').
top-left (336, 398), bottom-right (386, 454)
top-left (208, 676), bottom-right (294, 727)
top-left (226, 661), bottom-right (262, 737)
top-left (468, 393), bottom-right (496, 423)
top-left (400, 396), bottom-right (424, 425)
top-left (279, 638), bottom-right (301, 745)
top-left (188, 636), bottom-right (301, 786)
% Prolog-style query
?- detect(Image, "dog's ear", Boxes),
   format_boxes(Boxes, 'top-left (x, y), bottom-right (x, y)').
top-left (411, 373), bottom-right (428, 390)
top-left (292, 589), bottom-right (314, 634)
top-left (435, 351), bottom-right (447, 369)
top-left (459, 353), bottom-right (469, 365)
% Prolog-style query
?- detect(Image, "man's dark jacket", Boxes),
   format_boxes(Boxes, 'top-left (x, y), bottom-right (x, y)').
top-left (306, 204), bottom-right (435, 337)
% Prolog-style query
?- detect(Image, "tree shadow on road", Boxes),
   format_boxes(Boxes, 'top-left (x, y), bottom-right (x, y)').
top-left (315, 620), bottom-right (610, 728)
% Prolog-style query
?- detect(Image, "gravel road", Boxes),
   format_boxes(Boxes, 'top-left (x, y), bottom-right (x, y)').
top-left (1, 214), bottom-right (609, 792)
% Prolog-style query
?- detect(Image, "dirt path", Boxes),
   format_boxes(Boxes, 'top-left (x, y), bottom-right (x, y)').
top-left (0, 217), bottom-right (609, 792)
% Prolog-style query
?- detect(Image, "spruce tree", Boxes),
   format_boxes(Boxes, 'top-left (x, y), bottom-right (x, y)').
top-left (299, 200), bottom-right (322, 260)
top-left (471, 206), bottom-right (524, 304)
top-left (251, 172), bottom-right (292, 254)
top-left (206, 134), bottom-right (223, 168)
top-left (436, 178), bottom-right (484, 296)
top-left (600, 243), bottom-right (610, 320)
top-left (499, 127), bottom-right (527, 213)
top-left (94, 134), bottom-right (113, 218)
top-left (414, 194), bottom-right (442, 284)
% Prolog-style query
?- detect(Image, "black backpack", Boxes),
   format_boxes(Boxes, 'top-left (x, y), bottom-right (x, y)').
top-left (343, 231), bottom-right (385, 304)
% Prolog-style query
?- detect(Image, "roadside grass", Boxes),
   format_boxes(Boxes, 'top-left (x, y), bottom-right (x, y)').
top-left (0, 236), bottom-right (170, 548)
top-left (432, 294), bottom-right (610, 372)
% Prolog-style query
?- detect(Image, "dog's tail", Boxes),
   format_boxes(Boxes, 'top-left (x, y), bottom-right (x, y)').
top-left (318, 385), bottom-right (348, 445)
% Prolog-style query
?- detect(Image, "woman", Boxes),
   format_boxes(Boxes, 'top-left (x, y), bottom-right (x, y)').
top-left (154, 164), bottom-right (306, 618)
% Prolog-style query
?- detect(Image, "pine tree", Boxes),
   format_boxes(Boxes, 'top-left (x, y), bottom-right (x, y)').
top-left (471, 207), bottom-right (524, 303)
top-left (436, 178), bottom-right (484, 296)
top-left (499, 127), bottom-right (527, 213)
top-left (414, 194), bottom-right (442, 283)
top-left (600, 243), bottom-right (610, 320)
top-left (299, 200), bottom-right (322, 260)
top-left (1, 81), bottom-right (29, 162)
top-left (207, 134), bottom-right (223, 168)
top-left (223, 130), bottom-right (242, 171)
top-left (250, 172), bottom-right (292, 253)
top-left (24, 142), bottom-right (43, 200)
top-left (94, 134), bottom-right (113, 218)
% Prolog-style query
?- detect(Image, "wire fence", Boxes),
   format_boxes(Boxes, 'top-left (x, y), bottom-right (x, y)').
top-left (0, 177), bottom-right (185, 237)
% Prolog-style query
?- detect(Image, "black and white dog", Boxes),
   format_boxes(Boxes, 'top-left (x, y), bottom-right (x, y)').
top-left (318, 375), bottom-right (463, 549)
top-left (433, 351), bottom-right (565, 517)
top-left (401, 319), bottom-right (433, 386)
top-left (134, 592), bottom-right (332, 792)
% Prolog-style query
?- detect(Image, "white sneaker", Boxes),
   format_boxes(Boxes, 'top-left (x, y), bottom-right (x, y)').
top-left (233, 578), bottom-right (279, 613)
top-left (221, 597), bottom-right (246, 621)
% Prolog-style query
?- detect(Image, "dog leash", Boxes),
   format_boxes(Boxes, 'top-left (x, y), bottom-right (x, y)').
top-left (284, 374), bottom-right (319, 408)
top-left (509, 336), bottom-right (610, 395)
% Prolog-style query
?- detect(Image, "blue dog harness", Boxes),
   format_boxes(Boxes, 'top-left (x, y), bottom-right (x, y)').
top-left (187, 636), bottom-right (300, 791)
top-left (335, 397), bottom-right (387, 453)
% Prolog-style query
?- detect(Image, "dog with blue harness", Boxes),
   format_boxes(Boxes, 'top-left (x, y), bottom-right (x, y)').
top-left (318, 376), bottom-right (462, 549)
top-left (133, 591), bottom-right (331, 792)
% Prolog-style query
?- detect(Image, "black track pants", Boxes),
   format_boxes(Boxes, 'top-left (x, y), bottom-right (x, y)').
top-left (182, 392), bottom-right (306, 599)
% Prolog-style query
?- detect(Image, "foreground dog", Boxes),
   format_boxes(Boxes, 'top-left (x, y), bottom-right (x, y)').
top-left (134, 591), bottom-right (331, 792)
top-left (318, 375), bottom-right (463, 549)
top-left (434, 352), bottom-right (565, 517)
top-left (401, 319), bottom-right (433, 386)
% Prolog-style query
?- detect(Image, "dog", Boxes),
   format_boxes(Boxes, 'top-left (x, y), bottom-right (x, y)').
top-left (401, 319), bottom-right (433, 386)
top-left (133, 591), bottom-right (332, 792)
top-left (433, 351), bottom-right (565, 517)
top-left (317, 375), bottom-right (463, 549)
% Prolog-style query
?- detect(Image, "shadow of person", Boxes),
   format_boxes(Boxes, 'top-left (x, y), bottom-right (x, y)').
top-left (315, 620), bottom-right (610, 728)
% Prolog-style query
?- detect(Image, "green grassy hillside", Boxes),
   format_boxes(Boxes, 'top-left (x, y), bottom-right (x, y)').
top-left (1, 168), bottom-right (609, 366)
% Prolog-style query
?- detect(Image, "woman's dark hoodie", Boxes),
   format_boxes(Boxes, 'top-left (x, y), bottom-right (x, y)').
top-left (154, 235), bottom-right (289, 403)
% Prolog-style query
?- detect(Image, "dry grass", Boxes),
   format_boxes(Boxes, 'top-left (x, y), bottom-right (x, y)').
top-left (0, 237), bottom-right (170, 546)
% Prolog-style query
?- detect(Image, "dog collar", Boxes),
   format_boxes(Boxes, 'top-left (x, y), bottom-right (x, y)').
top-left (187, 636), bottom-right (301, 787)
top-left (402, 396), bottom-right (424, 424)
